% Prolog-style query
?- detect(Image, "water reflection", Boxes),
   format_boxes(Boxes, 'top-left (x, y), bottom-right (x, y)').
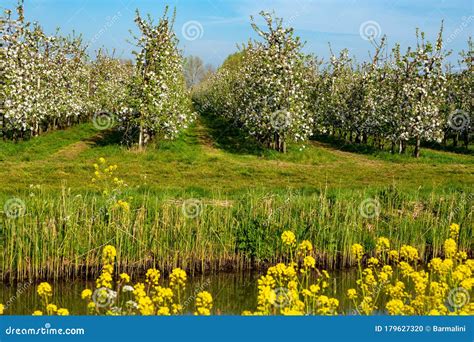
top-left (1, 269), bottom-right (360, 315)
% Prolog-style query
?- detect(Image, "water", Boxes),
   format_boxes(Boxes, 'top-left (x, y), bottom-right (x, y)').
top-left (1, 269), bottom-right (360, 315)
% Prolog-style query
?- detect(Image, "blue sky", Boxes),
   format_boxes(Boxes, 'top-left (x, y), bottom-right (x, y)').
top-left (2, 0), bottom-right (473, 66)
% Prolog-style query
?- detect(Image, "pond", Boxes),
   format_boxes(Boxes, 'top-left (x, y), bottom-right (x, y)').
top-left (1, 269), bottom-right (368, 315)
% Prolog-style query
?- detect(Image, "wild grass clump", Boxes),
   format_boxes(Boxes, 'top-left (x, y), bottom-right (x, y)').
top-left (1, 177), bottom-right (471, 281)
top-left (3, 224), bottom-right (471, 316)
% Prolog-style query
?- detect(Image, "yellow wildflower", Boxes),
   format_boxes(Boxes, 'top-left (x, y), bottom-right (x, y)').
top-left (46, 304), bottom-right (58, 315)
top-left (449, 223), bottom-right (460, 240)
top-left (298, 240), bottom-right (313, 255)
top-left (347, 288), bottom-right (357, 299)
top-left (400, 245), bottom-right (418, 262)
top-left (102, 245), bottom-right (116, 263)
top-left (57, 308), bottom-right (69, 316)
top-left (115, 200), bottom-right (130, 212)
top-left (195, 291), bottom-right (213, 315)
top-left (376, 237), bottom-right (390, 252)
top-left (145, 269), bottom-right (160, 286)
top-left (37, 282), bottom-right (53, 298)
top-left (386, 299), bottom-right (404, 315)
top-left (32, 310), bottom-right (43, 316)
top-left (368, 257), bottom-right (379, 267)
top-left (303, 256), bottom-right (316, 269)
top-left (388, 250), bottom-right (399, 262)
top-left (429, 257), bottom-right (443, 272)
top-left (81, 289), bottom-right (92, 300)
top-left (157, 306), bottom-right (171, 316)
top-left (87, 302), bottom-right (96, 312)
top-left (138, 296), bottom-right (155, 315)
top-left (351, 244), bottom-right (364, 261)
top-left (382, 265), bottom-right (393, 277)
top-left (170, 268), bottom-right (187, 289)
top-left (281, 231), bottom-right (296, 247)
top-left (310, 284), bottom-right (320, 294)
top-left (444, 238), bottom-right (457, 258)
top-left (120, 273), bottom-right (131, 283)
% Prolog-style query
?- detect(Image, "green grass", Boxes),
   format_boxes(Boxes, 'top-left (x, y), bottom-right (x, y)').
top-left (1, 188), bottom-right (472, 281)
top-left (0, 115), bottom-right (473, 281)
top-left (0, 116), bottom-right (472, 195)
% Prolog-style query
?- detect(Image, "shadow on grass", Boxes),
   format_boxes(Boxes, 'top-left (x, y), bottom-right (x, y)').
top-left (88, 129), bottom-right (124, 147)
top-left (312, 134), bottom-right (474, 162)
top-left (311, 134), bottom-right (379, 156)
top-left (199, 112), bottom-right (265, 155)
top-left (421, 141), bottom-right (474, 156)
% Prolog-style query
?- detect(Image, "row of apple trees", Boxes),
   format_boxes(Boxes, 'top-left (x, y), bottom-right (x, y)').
top-left (1, 2), bottom-right (194, 147)
top-left (193, 12), bottom-right (472, 156)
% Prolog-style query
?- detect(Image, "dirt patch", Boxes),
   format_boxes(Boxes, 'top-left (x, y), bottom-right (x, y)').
top-left (51, 141), bottom-right (91, 160)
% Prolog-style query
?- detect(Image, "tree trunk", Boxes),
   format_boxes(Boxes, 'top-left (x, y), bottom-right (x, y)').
top-left (453, 134), bottom-right (458, 147)
top-left (462, 129), bottom-right (469, 149)
top-left (139, 122), bottom-right (144, 150)
top-left (399, 140), bottom-right (406, 154)
top-left (413, 136), bottom-right (421, 158)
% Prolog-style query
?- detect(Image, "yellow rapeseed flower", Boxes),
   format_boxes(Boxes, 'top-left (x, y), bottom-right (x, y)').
top-left (170, 268), bottom-right (187, 289)
top-left (115, 200), bottom-right (130, 212)
top-left (102, 245), bottom-right (117, 263)
top-left (195, 291), bottom-right (213, 315)
top-left (87, 302), bottom-right (96, 312)
top-left (298, 240), bottom-right (313, 255)
top-left (347, 288), bottom-right (357, 299)
top-left (388, 250), bottom-right (399, 262)
top-left (400, 245), bottom-right (419, 262)
top-left (376, 237), bottom-right (390, 252)
top-left (46, 304), bottom-right (58, 315)
top-left (81, 289), bottom-right (92, 300)
top-left (449, 223), bottom-right (460, 240)
top-left (281, 231), bottom-right (296, 247)
top-left (32, 310), bottom-right (43, 316)
top-left (444, 238), bottom-right (457, 259)
top-left (145, 269), bottom-right (160, 286)
top-left (120, 273), bottom-right (131, 283)
top-left (351, 244), bottom-right (364, 261)
top-left (0, 304), bottom-right (4, 315)
top-left (57, 308), bottom-right (69, 316)
top-left (310, 284), bottom-right (320, 294)
top-left (368, 257), bottom-right (379, 267)
top-left (157, 306), bottom-right (170, 316)
top-left (386, 299), bottom-right (404, 315)
top-left (303, 256), bottom-right (316, 269)
top-left (37, 282), bottom-right (53, 298)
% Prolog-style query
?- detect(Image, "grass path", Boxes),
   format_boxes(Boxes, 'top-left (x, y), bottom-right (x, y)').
top-left (0, 117), bottom-right (473, 196)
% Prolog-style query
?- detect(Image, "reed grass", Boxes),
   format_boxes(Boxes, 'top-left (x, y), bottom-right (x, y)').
top-left (1, 187), bottom-right (472, 282)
